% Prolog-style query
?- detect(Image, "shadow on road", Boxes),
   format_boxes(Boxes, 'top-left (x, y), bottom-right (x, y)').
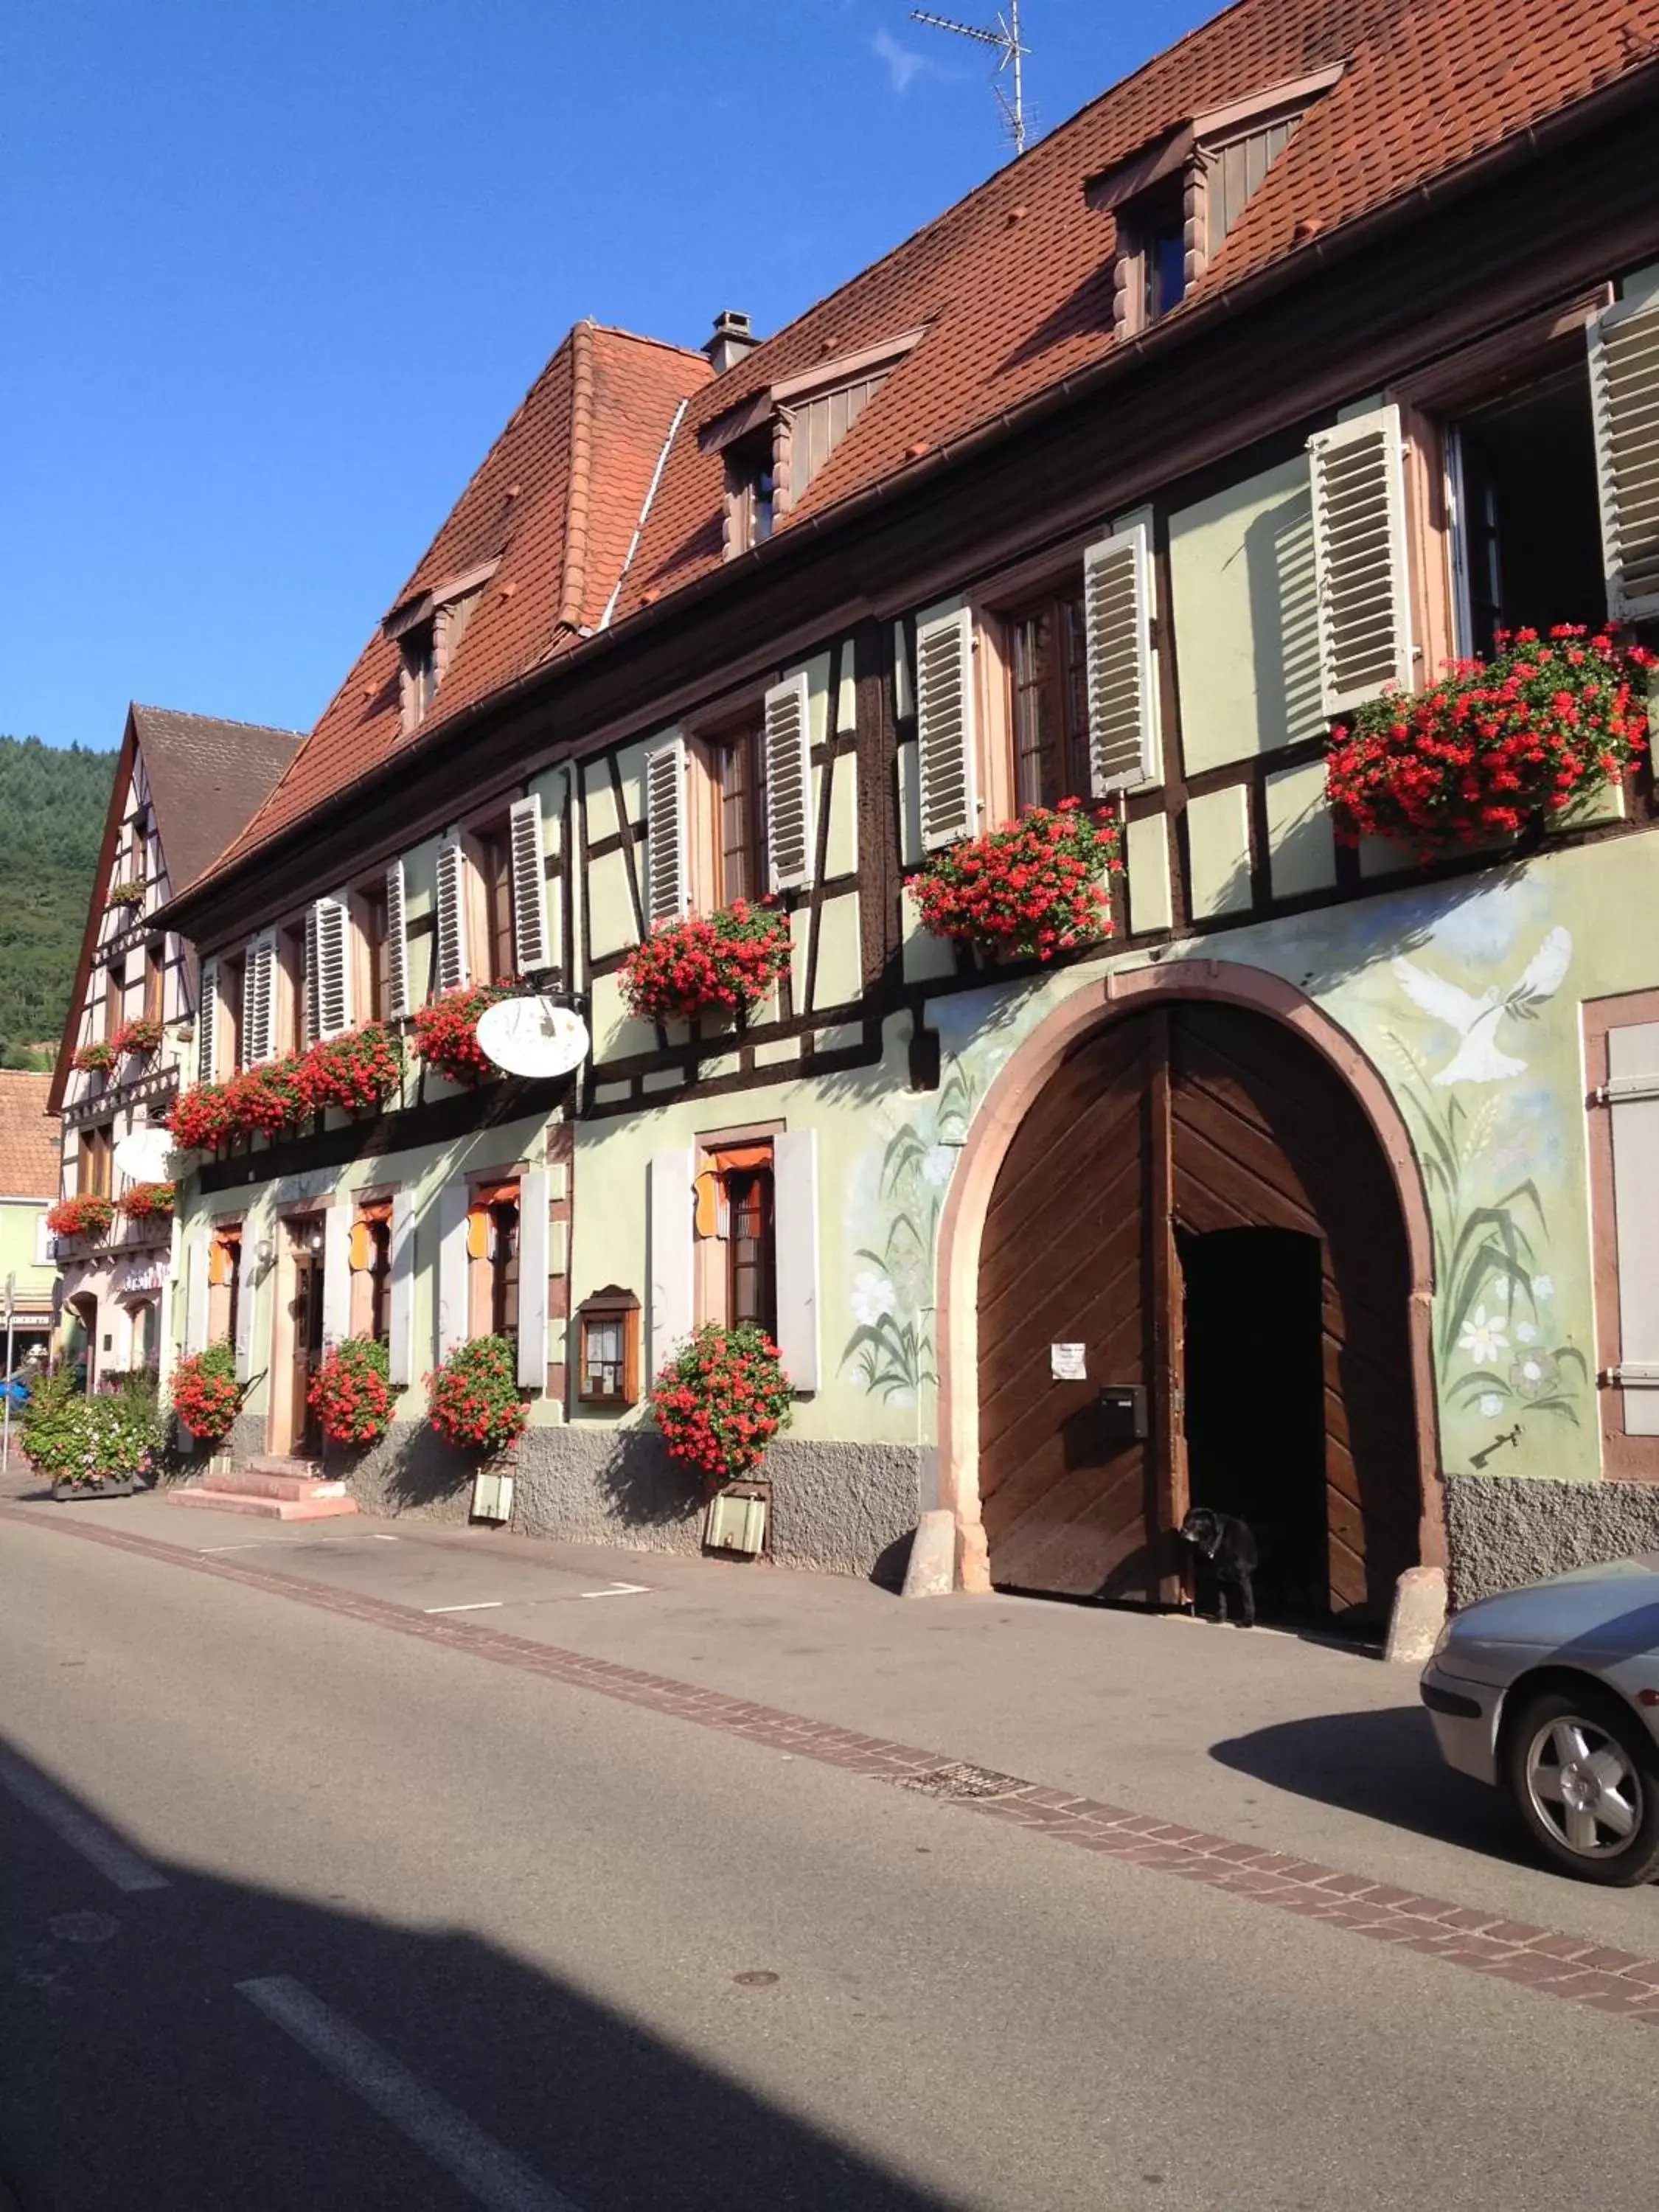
top-left (1208, 1703), bottom-right (1520, 1863)
top-left (0, 1735), bottom-right (963, 2212)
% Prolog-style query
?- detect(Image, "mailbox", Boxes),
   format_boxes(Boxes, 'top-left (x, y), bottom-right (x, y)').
top-left (1097, 1385), bottom-right (1148, 1441)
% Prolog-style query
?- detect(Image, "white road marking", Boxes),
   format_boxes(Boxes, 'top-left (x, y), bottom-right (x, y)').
top-left (366, 1533), bottom-right (400, 1542)
top-left (0, 1747), bottom-right (170, 1894)
top-left (198, 1543), bottom-right (273, 1554)
top-left (237, 1977), bottom-right (577, 2212)
top-left (578, 1582), bottom-right (651, 1600)
top-left (423, 1600), bottom-right (504, 1614)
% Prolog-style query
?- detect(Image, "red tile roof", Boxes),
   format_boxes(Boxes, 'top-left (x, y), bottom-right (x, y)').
top-left (209, 0), bottom-right (1659, 876)
top-left (0, 1073), bottom-right (60, 1200)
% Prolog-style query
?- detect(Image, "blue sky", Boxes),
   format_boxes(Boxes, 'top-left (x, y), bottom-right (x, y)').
top-left (4, 0), bottom-right (1211, 753)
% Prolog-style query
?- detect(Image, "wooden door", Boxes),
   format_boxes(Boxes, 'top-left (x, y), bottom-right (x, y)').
top-left (977, 1002), bottom-right (1418, 1620)
top-left (290, 1245), bottom-right (324, 1458)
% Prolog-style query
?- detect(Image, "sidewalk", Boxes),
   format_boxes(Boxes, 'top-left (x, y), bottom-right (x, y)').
top-left (9, 1481), bottom-right (1657, 1950)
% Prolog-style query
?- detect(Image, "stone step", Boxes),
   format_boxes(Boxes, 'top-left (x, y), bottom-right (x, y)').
top-left (167, 1487), bottom-right (359, 1522)
top-left (201, 1470), bottom-right (347, 1503)
top-left (245, 1455), bottom-right (325, 1481)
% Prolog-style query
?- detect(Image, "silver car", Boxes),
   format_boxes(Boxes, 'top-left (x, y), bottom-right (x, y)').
top-left (1421, 1555), bottom-right (1659, 1885)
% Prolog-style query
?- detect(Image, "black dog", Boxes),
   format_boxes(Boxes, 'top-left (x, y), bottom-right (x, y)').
top-left (1178, 1507), bottom-right (1258, 1627)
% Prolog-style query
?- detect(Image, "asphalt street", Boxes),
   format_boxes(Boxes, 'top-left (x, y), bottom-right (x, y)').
top-left (1, 1501), bottom-right (1653, 2211)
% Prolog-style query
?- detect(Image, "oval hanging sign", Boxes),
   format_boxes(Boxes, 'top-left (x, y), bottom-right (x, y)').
top-left (475, 996), bottom-right (591, 1080)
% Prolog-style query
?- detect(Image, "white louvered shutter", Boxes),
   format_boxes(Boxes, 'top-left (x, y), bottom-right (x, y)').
top-left (772, 1129), bottom-right (820, 1391)
top-left (184, 1228), bottom-right (209, 1355)
top-left (313, 897), bottom-right (353, 1039)
top-left (243, 933), bottom-right (277, 1067)
top-left (914, 605), bottom-right (978, 850)
top-left (321, 1205), bottom-right (351, 1351)
top-left (384, 860), bottom-right (411, 1022)
top-left (1083, 524), bottom-right (1162, 794)
top-left (1307, 406), bottom-right (1413, 716)
top-left (763, 672), bottom-right (815, 892)
top-left (647, 1148), bottom-right (695, 1381)
top-left (434, 841), bottom-right (470, 993)
top-left (508, 795), bottom-right (552, 973)
top-left (515, 1166), bottom-right (550, 1391)
top-left (196, 956), bottom-right (219, 1084)
top-left (644, 737), bottom-right (689, 927)
top-left (387, 1186), bottom-right (416, 1385)
top-left (435, 1178), bottom-right (470, 1361)
top-left (1589, 295), bottom-right (1659, 622)
top-left (233, 1235), bottom-right (256, 1382)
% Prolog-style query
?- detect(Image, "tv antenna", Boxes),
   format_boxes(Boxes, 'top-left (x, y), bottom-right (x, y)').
top-left (909, 1), bottom-right (1030, 156)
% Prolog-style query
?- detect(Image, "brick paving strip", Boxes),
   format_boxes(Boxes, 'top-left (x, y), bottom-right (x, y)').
top-left (10, 1500), bottom-right (1659, 2025)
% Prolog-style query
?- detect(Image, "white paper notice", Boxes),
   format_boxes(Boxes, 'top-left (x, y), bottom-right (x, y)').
top-left (1050, 1343), bottom-right (1087, 1381)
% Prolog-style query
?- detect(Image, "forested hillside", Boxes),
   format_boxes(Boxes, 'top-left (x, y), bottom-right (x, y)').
top-left (0, 737), bottom-right (116, 1068)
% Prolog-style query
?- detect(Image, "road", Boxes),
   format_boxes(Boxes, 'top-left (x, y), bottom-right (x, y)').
top-left (0, 1500), bottom-right (1653, 2211)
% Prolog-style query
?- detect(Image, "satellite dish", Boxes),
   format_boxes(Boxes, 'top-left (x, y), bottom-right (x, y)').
top-left (476, 995), bottom-right (590, 1080)
top-left (113, 1124), bottom-right (175, 1183)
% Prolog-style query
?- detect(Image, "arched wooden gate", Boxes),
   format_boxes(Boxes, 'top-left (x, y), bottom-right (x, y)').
top-left (976, 1000), bottom-right (1419, 1623)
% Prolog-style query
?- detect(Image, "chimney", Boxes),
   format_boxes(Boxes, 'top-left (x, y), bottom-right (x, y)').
top-left (704, 310), bottom-right (759, 375)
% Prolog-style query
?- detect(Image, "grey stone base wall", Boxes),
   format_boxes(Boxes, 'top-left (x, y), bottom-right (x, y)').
top-left (1446, 1475), bottom-right (1659, 1607)
top-left (332, 1422), bottom-right (923, 1582)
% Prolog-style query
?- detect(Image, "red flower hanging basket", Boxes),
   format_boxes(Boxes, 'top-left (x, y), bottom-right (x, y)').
top-left (426, 1335), bottom-right (528, 1453)
top-left (111, 1017), bottom-right (164, 1060)
top-left (118, 1181), bottom-right (175, 1222)
top-left (170, 1346), bottom-right (242, 1443)
top-left (411, 984), bottom-right (518, 1088)
top-left (46, 1194), bottom-right (116, 1240)
top-left (650, 1323), bottom-right (793, 1488)
top-left (1325, 627), bottom-right (1654, 857)
top-left (72, 1039), bottom-right (118, 1076)
top-left (622, 900), bottom-right (791, 1023)
top-left (913, 798), bottom-right (1123, 964)
top-left (309, 1336), bottom-right (397, 1447)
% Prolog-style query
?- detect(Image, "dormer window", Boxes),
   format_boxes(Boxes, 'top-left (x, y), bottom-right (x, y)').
top-left (726, 431), bottom-right (776, 554)
top-left (381, 558), bottom-right (498, 733)
top-left (1087, 62), bottom-right (1344, 342)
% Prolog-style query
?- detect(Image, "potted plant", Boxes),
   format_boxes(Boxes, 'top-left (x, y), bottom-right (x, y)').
top-left (119, 1181), bottom-right (175, 1225)
top-left (1326, 626), bottom-right (1654, 857)
top-left (105, 880), bottom-right (147, 911)
top-left (309, 1336), bottom-right (397, 1447)
top-left (170, 1344), bottom-right (243, 1447)
top-left (170, 1082), bottom-right (236, 1153)
top-left (411, 984), bottom-right (518, 1088)
top-left (622, 900), bottom-right (791, 1023)
top-left (426, 1334), bottom-right (528, 1452)
top-left (913, 798), bottom-right (1123, 964)
top-left (45, 1193), bottom-right (116, 1242)
top-left (72, 1038), bottom-right (119, 1077)
top-left (651, 1323), bottom-right (793, 1488)
top-left (24, 1370), bottom-right (160, 1499)
top-left (111, 1015), bottom-right (164, 1060)
top-left (299, 1024), bottom-right (405, 1113)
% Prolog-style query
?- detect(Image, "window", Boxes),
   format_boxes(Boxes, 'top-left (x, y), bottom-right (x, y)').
top-left (1585, 994), bottom-right (1659, 1481)
top-left (476, 829), bottom-right (515, 984)
top-left (467, 1183), bottom-right (520, 1339)
top-left (144, 941), bottom-right (164, 1027)
top-left (221, 953), bottom-right (246, 1077)
top-left (358, 883), bottom-right (391, 1023)
top-left (577, 1287), bottom-right (641, 1406)
top-left (694, 1140), bottom-right (776, 1338)
top-left (79, 1125), bottom-right (112, 1199)
top-left (725, 431), bottom-right (775, 555)
top-left (1007, 588), bottom-right (1091, 809)
top-left (400, 625), bottom-right (437, 729)
top-left (281, 921), bottom-right (309, 1055)
top-left (712, 726), bottom-right (768, 904)
top-left (349, 1200), bottom-right (393, 1343)
top-left (103, 960), bottom-right (123, 1045)
top-left (208, 1225), bottom-right (241, 1349)
top-left (1133, 180), bottom-right (1188, 327)
top-left (1446, 361), bottom-right (1605, 658)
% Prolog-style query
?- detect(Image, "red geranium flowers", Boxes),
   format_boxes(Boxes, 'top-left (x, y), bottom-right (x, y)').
top-left (914, 798), bottom-right (1123, 964)
top-left (309, 1337), bottom-right (396, 1447)
top-left (650, 1323), bottom-right (793, 1488)
top-left (622, 901), bottom-right (790, 1023)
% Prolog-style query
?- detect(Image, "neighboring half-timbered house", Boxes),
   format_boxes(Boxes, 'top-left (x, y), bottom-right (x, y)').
top-left (160, 0), bottom-right (1659, 1632)
top-left (48, 706), bottom-right (302, 1386)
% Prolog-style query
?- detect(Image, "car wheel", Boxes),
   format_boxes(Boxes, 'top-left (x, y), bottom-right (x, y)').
top-left (1503, 1685), bottom-right (1659, 1887)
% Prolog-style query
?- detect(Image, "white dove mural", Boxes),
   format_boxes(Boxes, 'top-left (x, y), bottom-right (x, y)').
top-left (1391, 926), bottom-right (1573, 1086)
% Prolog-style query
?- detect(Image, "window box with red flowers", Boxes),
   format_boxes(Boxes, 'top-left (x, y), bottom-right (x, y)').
top-left (622, 900), bottom-right (791, 1023)
top-left (105, 880), bottom-right (147, 911)
top-left (913, 799), bottom-right (1124, 964)
top-left (223, 1056), bottom-right (310, 1139)
top-left (46, 1194), bottom-right (116, 1242)
top-left (118, 1181), bottom-right (175, 1225)
top-left (170, 1345), bottom-right (243, 1444)
top-left (111, 1017), bottom-right (163, 1060)
top-left (310, 1336), bottom-right (397, 1448)
top-left (170, 1082), bottom-right (237, 1153)
top-left (72, 1039), bottom-right (118, 1077)
top-left (300, 1024), bottom-right (406, 1114)
top-left (411, 984), bottom-right (518, 1088)
top-left (650, 1323), bottom-right (793, 1489)
top-left (426, 1334), bottom-right (528, 1453)
top-left (1325, 627), bottom-right (1654, 858)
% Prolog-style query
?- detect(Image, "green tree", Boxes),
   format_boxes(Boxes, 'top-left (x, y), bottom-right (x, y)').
top-left (0, 736), bottom-right (116, 1060)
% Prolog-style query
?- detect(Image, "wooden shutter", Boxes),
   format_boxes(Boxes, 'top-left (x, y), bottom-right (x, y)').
top-left (387, 1186), bottom-right (416, 1386)
top-left (196, 956), bottom-right (218, 1084)
top-left (1083, 523), bottom-right (1162, 794)
top-left (184, 1228), bottom-right (209, 1354)
top-left (313, 897), bottom-right (353, 1039)
top-left (1307, 405), bottom-right (1413, 716)
top-left (385, 860), bottom-right (411, 1021)
top-left (772, 1128), bottom-right (820, 1391)
top-left (434, 841), bottom-right (470, 993)
top-left (647, 1148), bottom-right (695, 1381)
top-left (435, 1178), bottom-right (470, 1361)
top-left (644, 738), bottom-right (689, 927)
top-left (321, 1205), bottom-right (352, 1350)
top-left (233, 1234), bottom-right (256, 1382)
top-left (515, 1165), bottom-right (550, 1390)
top-left (763, 672), bottom-right (815, 892)
top-left (1590, 295), bottom-right (1659, 623)
top-left (914, 605), bottom-right (978, 850)
top-left (508, 795), bottom-right (552, 974)
top-left (243, 932), bottom-right (277, 1067)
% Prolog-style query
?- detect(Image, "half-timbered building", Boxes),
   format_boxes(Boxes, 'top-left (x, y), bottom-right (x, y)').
top-left (159, 0), bottom-right (1659, 1632)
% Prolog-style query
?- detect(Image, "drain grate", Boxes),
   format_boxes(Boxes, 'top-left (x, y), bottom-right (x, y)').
top-left (895, 1761), bottom-right (1024, 1801)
